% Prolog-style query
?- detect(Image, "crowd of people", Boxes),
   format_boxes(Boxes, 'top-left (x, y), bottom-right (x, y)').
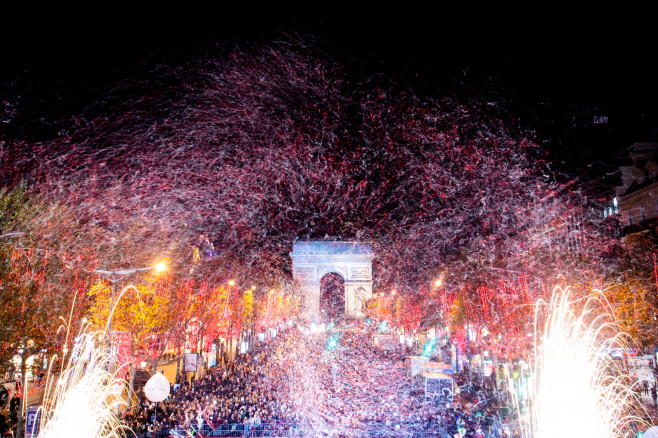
top-left (121, 320), bottom-right (513, 437)
top-left (2, 319), bottom-right (655, 437)
top-left (0, 377), bottom-right (25, 437)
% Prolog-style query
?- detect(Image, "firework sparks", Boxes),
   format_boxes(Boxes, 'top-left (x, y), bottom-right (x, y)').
top-left (525, 286), bottom-right (649, 438)
top-left (38, 330), bottom-right (131, 438)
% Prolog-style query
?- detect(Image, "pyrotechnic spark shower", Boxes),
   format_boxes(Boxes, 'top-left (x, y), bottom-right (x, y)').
top-left (38, 330), bottom-right (131, 438)
top-left (524, 286), bottom-right (648, 438)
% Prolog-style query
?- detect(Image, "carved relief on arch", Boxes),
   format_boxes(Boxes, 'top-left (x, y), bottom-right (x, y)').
top-left (350, 267), bottom-right (371, 280)
top-left (294, 267), bottom-right (315, 281)
top-left (353, 287), bottom-right (367, 313)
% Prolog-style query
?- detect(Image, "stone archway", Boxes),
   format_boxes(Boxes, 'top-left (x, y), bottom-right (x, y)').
top-left (319, 272), bottom-right (345, 320)
top-left (290, 238), bottom-right (373, 321)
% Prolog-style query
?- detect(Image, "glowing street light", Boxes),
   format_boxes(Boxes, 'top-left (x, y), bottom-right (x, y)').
top-left (434, 272), bottom-right (446, 288)
top-left (154, 261), bottom-right (167, 274)
top-left (95, 261), bottom-right (168, 347)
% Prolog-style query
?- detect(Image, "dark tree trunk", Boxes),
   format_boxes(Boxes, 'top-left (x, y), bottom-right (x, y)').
top-left (16, 355), bottom-right (27, 438)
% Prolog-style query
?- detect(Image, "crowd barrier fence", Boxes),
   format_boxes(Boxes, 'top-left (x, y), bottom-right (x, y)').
top-left (132, 422), bottom-right (450, 438)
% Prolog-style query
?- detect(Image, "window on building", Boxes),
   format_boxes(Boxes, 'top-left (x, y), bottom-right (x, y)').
top-left (640, 205), bottom-right (647, 222)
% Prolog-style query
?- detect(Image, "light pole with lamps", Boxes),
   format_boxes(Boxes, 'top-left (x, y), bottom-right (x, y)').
top-left (95, 262), bottom-right (167, 340)
top-left (94, 261), bottom-right (167, 373)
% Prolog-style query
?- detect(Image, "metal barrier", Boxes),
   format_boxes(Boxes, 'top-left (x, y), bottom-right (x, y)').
top-left (132, 422), bottom-right (449, 438)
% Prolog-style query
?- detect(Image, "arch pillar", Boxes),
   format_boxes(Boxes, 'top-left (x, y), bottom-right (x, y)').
top-left (345, 281), bottom-right (372, 318)
top-left (303, 281), bottom-right (321, 320)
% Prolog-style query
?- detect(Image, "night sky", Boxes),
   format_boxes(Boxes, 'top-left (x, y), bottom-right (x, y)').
top-left (3, 7), bottom-right (657, 175)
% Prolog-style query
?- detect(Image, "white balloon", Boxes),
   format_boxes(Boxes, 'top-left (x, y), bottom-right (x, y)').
top-left (144, 372), bottom-right (170, 402)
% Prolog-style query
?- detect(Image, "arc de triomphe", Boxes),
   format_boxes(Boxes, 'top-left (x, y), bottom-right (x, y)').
top-left (290, 239), bottom-right (373, 320)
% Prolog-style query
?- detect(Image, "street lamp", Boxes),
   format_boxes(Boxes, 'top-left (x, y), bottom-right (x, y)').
top-left (154, 261), bottom-right (167, 274)
top-left (95, 261), bottom-right (168, 346)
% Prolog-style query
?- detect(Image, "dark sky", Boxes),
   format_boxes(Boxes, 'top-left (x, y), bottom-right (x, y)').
top-left (4, 7), bottom-right (653, 94)
top-left (3, 7), bottom-right (656, 155)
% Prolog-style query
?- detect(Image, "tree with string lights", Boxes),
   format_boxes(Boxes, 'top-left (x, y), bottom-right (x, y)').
top-left (0, 188), bottom-right (96, 438)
